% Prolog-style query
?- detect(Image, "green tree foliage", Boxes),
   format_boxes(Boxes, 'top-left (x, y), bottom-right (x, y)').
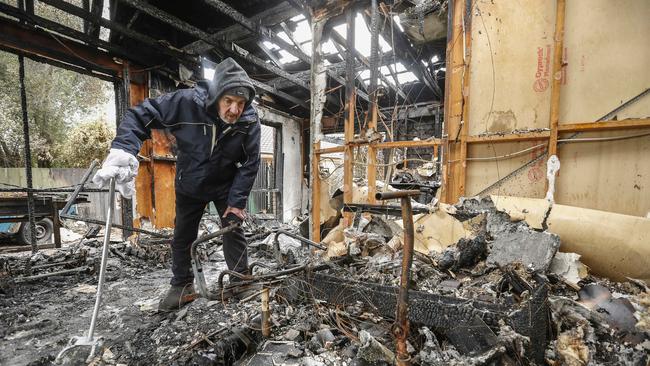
top-left (53, 120), bottom-right (115, 168)
top-left (0, 1), bottom-right (112, 168)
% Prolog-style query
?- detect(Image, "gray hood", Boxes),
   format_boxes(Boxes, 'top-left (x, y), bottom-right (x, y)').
top-left (206, 57), bottom-right (256, 116)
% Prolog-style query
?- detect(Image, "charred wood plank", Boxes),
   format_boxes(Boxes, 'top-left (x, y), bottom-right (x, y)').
top-left (38, 0), bottom-right (197, 65)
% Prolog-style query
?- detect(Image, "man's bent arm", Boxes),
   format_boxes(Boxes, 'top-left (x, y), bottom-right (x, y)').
top-left (111, 90), bottom-right (188, 156)
top-left (227, 119), bottom-right (261, 209)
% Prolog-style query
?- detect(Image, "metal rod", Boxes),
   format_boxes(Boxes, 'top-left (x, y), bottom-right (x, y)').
top-left (14, 266), bottom-right (90, 282)
top-left (0, 187), bottom-right (107, 193)
top-left (59, 214), bottom-right (168, 237)
top-left (60, 159), bottom-right (99, 216)
top-left (374, 189), bottom-right (419, 365)
top-left (87, 178), bottom-right (115, 341)
top-left (394, 196), bottom-right (415, 366)
top-left (18, 55), bottom-right (37, 254)
top-left (31, 259), bottom-right (80, 270)
top-left (261, 287), bottom-right (271, 337)
top-left (375, 190), bottom-right (421, 200)
top-left (190, 223), bottom-right (242, 300)
top-left (273, 229), bottom-right (326, 257)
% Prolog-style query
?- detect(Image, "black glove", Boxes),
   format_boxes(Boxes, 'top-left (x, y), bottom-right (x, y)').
top-left (223, 212), bottom-right (242, 226)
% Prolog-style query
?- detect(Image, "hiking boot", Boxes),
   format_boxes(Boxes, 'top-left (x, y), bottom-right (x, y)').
top-left (158, 284), bottom-right (197, 312)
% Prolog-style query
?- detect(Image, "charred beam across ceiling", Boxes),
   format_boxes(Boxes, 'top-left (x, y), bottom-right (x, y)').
top-left (0, 2), bottom-right (130, 66)
top-left (370, 4), bottom-right (443, 99)
top-left (85, 0), bottom-right (103, 38)
top-left (37, 0), bottom-right (198, 66)
top-left (0, 2), bottom-right (187, 82)
top-left (220, 43), bottom-right (340, 108)
top-left (115, 0), bottom-right (311, 108)
top-left (193, 0), bottom-right (369, 102)
top-left (267, 51), bottom-right (395, 91)
top-left (329, 27), bottom-right (408, 101)
top-left (183, 2), bottom-right (300, 53)
top-left (248, 78), bottom-right (308, 109)
top-left (0, 9), bottom-right (120, 78)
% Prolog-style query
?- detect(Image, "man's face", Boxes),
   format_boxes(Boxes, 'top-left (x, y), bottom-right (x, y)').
top-left (218, 94), bottom-right (247, 124)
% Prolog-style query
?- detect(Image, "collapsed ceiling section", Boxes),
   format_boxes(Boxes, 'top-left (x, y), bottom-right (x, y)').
top-left (25, 0), bottom-right (446, 118)
top-left (0, 0), bottom-right (448, 119)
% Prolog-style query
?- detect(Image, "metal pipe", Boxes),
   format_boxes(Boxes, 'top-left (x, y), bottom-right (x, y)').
top-left (87, 178), bottom-right (115, 342)
top-left (261, 287), bottom-right (271, 337)
top-left (60, 159), bottom-right (99, 216)
top-left (0, 188), bottom-right (107, 193)
top-left (394, 195), bottom-right (415, 365)
top-left (376, 190), bottom-right (419, 366)
top-left (190, 223), bottom-right (241, 300)
top-left (249, 261), bottom-right (276, 274)
top-left (59, 214), bottom-right (169, 237)
top-left (273, 229), bottom-right (326, 263)
top-left (14, 266), bottom-right (90, 282)
top-left (375, 190), bottom-right (420, 200)
top-left (31, 259), bottom-right (81, 270)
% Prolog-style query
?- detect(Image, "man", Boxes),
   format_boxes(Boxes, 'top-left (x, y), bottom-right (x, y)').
top-left (93, 58), bottom-right (260, 311)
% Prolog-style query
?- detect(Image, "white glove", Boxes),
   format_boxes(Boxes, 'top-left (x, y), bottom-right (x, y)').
top-left (92, 148), bottom-right (139, 198)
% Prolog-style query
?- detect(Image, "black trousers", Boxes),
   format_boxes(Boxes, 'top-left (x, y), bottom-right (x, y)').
top-left (170, 191), bottom-right (248, 286)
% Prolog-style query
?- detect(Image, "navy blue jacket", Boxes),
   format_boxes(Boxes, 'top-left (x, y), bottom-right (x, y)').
top-left (111, 58), bottom-right (260, 209)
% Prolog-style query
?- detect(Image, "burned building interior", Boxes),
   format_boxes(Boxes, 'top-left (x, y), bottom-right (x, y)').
top-left (0, 0), bottom-right (649, 365)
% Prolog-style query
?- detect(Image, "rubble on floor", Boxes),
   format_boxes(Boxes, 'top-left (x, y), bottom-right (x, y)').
top-left (1, 198), bottom-right (648, 365)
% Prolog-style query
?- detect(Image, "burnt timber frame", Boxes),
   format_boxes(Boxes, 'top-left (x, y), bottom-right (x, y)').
top-left (440, 0), bottom-right (650, 204)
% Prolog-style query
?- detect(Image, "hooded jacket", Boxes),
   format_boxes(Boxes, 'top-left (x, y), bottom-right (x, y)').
top-left (111, 58), bottom-right (260, 208)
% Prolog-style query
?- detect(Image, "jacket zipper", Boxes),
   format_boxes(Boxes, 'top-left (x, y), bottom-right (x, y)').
top-left (210, 124), bottom-right (217, 157)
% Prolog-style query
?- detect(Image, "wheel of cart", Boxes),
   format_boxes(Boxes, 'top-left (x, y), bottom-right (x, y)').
top-left (18, 218), bottom-right (53, 245)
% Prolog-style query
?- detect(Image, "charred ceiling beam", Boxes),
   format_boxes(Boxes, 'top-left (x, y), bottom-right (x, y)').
top-left (268, 53), bottom-right (402, 90)
top-left (0, 2), bottom-right (161, 72)
top-left (224, 43), bottom-right (308, 90)
top-left (202, 0), bottom-right (308, 63)
top-left (87, 0), bottom-right (104, 39)
top-left (183, 2), bottom-right (300, 54)
top-left (115, 0), bottom-right (311, 108)
top-left (116, 0), bottom-right (212, 41)
top-left (329, 30), bottom-right (408, 101)
top-left (279, 21), bottom-right (306, 54)
top-left (256, 41), bottom-right (285, 69)
top-left (330, 41), bottom-right (369, 93)
top-left (198, 0), bottom-right (369, 102)
top-left (82, 0), bottom-right (90, 34)
top-left (370, 4), bottom-right (443, 99)
top-left (248, 78), bottom-right (308, 109)
top-left (219, 44), bottom-right (340, 108)
top-left (0, 16), bottom-right (119, 78)
top-left (38, 0), bottom-right (197, 66)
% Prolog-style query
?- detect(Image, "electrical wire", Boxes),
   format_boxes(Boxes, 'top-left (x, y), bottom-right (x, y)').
top-left (449, 143), bottom-right (546, 163)
top-left (449, 131), bottom-right (650, 163)
top-left (353, 157), bottom-right (435, 167)
top-left (558, 131), bottom-right (650, 143)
